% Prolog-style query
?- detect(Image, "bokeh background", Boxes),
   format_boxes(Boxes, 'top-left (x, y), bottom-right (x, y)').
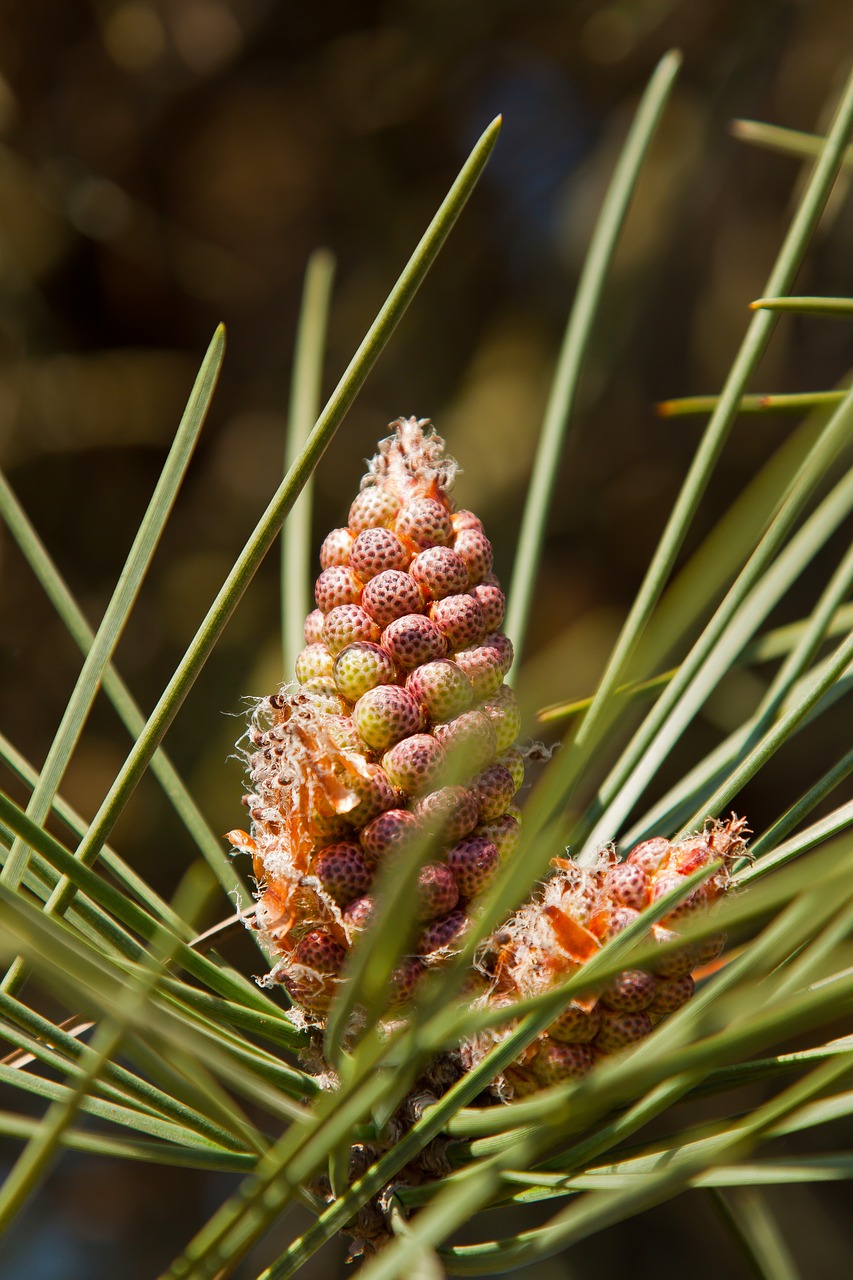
top-left (1, 1), bottom-right (851, 1276)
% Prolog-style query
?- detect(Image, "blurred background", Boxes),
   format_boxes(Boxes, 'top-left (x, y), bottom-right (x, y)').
top-left (1, 0), bottom-right (851, 1275)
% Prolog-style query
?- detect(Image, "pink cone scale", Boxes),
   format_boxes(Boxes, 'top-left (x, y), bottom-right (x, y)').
top-left (532, 1041), bottom-right (595, 1085)
top-left (381, 734), bottom-right (447, 795)
top-left (452, 509), bottom-right (484, 534)
top-left (387, 958), bottom-right (425, 1007)
top-left (416, 863), bottom-right (460, 920)
top-left (430, 594), bottom-right (486, 649)
top-left (473, 763), bottom-right (516, 821)
top-left (323, 605), bottom-right (381, 655)
top-left (648, 974), bottom-right (695, 1017)
top-left (348, 486), bottom-right (400, 534)
top-left (360, 808), bottom-right (420, 865)
top-left (396, 496), bottom-right (453, 548)
top-left (600, 968), bottom-right (658, 1013)
top-left (603, 862), bottom-right (649, 910)
top-left (652, 873), bottom-right (710, 920)
top-left (626, 837), bottom-right (671, 877)
top-left (410, 547), bottom-right (469, 600)
top-left (419, 908), bottom-right (468, 955)
top-left (294, 929), bottom-right (347, 974)
top-left (314, 843), bottom-right (372, 906)
top-left (303, 609), bottom-right (325, 645)
top-left (447, 835), bottom-right (500, 897)
top-left (231, 417), bottom-right (743, 1111)
top-left (595, 1011), bottom-right (654, 1053)
top-left (452, 643), bottom-right (506, 700)
top-left (414, 785), bottom-right (479, 843)
top-left (546, 1001), bottom-right (602, 1045)
top-left (453, 528), bottom-right (493, 582)
top-left (314, 566), bottom-right (363, 613)
top-left (469, 581), bottom-right (505, 631)
top-left (319, 528), bottom-right (354, 569)
top-left (381, 613), bottom-right (448, 668)
top-left (362, 569), bottom-right (424, 627)
top-left (349, 527), bottom-right (410, 580)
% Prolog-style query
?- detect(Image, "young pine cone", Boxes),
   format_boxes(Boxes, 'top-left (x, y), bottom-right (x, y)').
top-left (230, 417), bottom-right (523, 1014)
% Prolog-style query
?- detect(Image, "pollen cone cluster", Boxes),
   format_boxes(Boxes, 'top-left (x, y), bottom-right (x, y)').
top-left (465, 817), bottom-right (749, 1097)
top-left (232, 418), bottom-right (523, 1014)
top-left (232, 417), bottom-right (747, 1106)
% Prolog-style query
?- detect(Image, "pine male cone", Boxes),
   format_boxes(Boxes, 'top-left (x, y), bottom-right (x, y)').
top-left (231, 418), bottom-right (521, 1015)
